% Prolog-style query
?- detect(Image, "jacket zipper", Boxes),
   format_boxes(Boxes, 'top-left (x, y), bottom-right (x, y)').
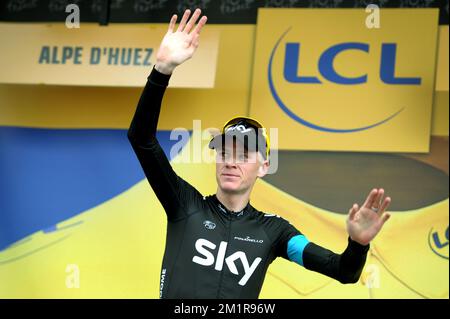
top-left (216, 214), bottom-right (233, 298)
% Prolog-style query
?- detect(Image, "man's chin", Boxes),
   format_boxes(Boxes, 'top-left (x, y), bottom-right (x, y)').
top-left (219, 183), bottom-right (242, 194)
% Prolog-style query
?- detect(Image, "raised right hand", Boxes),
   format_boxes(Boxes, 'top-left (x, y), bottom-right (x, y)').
top-left (155, 8), bottom-right (208, 75)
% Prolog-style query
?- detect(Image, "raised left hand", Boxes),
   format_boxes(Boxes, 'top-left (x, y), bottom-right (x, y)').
top-left (346, 188), bottom-right (392, 246)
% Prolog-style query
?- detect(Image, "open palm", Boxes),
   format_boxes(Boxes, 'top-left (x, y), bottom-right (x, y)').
top-left (156, 9), bottom-right (207, 70)
top-left (346, 188), bottom-right (392, 246)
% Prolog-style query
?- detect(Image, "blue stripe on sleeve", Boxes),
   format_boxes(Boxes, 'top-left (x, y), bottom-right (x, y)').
top-left (287, 235), bottom-right (310, 267)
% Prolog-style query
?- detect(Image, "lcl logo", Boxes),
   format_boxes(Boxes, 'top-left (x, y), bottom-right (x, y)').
top-left (283, 42), bottom-right (421, 85)
top-left (428, 226), bottom-right (449, 260)
top-left (268, 27), bottom-right (423, 133)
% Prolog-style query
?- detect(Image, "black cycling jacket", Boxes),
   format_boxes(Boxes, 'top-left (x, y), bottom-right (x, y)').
top-left (127, 67), bottom-right (369, 299)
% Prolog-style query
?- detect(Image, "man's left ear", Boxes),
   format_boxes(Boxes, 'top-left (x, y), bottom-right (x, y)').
top-left (257, 160), bottom-right (270, 178)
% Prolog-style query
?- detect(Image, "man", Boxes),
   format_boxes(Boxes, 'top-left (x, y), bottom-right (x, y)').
top-left (127, 8), bottom-right (392, 299)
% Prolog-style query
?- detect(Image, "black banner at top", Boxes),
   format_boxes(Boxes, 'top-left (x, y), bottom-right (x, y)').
top-left (0, 0), bottom-right (448, 25)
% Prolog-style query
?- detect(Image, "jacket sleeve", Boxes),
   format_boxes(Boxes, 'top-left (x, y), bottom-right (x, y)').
top-left (277, 220), bottom-right (369, 284)
top-left (301, 237), bottom-right (369, 284)
top-left (127, 67), bottom-right (203, 221)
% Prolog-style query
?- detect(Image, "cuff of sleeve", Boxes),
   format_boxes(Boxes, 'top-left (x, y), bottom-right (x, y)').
top-left (348, 236), bottom-right (370, 254)
top-left (148, 66), bottom-right (171, 87)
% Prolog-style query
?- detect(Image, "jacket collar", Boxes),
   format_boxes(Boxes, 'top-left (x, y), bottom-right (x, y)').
top-left (212, 194), bottom-right (251, 219)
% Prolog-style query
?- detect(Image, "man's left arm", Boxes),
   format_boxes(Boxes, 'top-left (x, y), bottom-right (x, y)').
top-left (282, 188), bottom-right (391, 283)
top-left (298, 237), bottom-right (369, 284)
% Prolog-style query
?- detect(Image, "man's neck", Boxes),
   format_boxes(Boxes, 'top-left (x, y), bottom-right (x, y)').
top-left (215, 189), bottom-right (251, 213)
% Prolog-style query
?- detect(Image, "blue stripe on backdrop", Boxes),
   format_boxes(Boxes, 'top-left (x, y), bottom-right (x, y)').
top-left (0, 126), bottom-right (189, 251)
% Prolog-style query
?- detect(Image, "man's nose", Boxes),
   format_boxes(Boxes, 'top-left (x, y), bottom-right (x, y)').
top-left (224, 156), bottom-right (237, 167)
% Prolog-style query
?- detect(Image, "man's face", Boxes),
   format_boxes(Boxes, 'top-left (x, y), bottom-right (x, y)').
top-left (215, 141), bottom-right (269, 194)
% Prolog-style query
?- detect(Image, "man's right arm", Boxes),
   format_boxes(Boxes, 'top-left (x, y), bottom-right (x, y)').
top-left (128, 9), bottom-right (207, 221)
top-left (128, 67), bottom-right (198, 220)
top-left (128, 67), bottom-right (170, 146)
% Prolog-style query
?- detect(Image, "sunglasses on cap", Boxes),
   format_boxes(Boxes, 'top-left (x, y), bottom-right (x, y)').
top-left (220, 116), bottom-right (270, 160)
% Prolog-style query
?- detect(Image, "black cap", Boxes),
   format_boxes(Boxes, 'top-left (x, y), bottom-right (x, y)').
top-left (208, 118), bottom-right (268, 160)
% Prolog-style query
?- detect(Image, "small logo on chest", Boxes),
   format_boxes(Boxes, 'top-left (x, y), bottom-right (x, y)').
top-left (234, 236), bottom-right (264, 244)
top-left (203, 220), bottom-right (216, 230)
